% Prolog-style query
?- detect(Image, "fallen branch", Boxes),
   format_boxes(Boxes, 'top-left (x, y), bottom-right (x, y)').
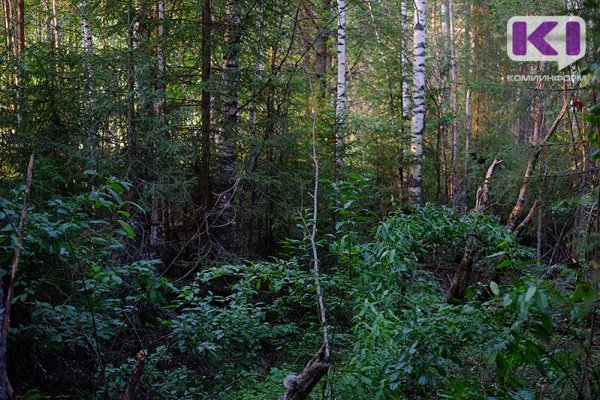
top-left (120, 350), bottom-right (146, 400)
top-left (0, 153), bottom-right (34, 399)
top-left (278, 344), bottom-right (330, 400)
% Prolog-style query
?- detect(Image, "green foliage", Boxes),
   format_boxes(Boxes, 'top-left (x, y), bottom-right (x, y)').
top-left (328, 205), bottom-right (598, 399)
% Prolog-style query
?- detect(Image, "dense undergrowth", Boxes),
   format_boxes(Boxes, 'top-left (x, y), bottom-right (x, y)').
top-left (1, 177), bottom-right (598, 399)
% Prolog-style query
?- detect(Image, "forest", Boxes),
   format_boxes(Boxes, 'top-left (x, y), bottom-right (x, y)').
top-left (0, 0), bottom-right (599, 398)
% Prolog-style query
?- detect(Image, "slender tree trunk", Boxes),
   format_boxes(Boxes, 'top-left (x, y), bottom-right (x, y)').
top-left (80, 0), bottom-right (99, 165)
top-left (51, 0), bottom-right (59, 48)
top-left (150, 0), bottom-right (165, 246)
top-left (464, 89), bottom-right (472, 204)
top-left (448, 0), bottom-right (460, 209)
top-left (334, 0), bottom-right (346, 180)
top-left (215, 0), bottom-right (241, 252)
top-left (80, 1), bottom-right (92, 55)
top-left (200, 0), bottom-right (212, 208)
top-left (126, 0), bottom-right (138, 164)
top-left (14, 0), bottom-right (23, 127)
top-left (248, 0), bottom-right (266, 168)
top-left (409, 0), bottom-right (426, 206)
top-left (315, 0), bottom-right (331, 97)
top-left (400, 0), bottom-right (410, 119)
top-left (40, 0), bottom-right (51, 42)
top-left (463, 0), bottom-right (472, 209)
top-left (440, 0), bottom-right (450, 204)
top-left (2, 0), bottom-right (13, 56)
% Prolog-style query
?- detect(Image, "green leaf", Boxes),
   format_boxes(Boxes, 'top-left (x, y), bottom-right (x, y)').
top-left (108, 182), bottom-right (124, 194)
top-left (117, 220), bottom-right (136, 239)
top-left (525, 286), bottom-right (537, 302)
top-left (490, 281), bottom-right (500, 296)
top-left (495, 259), bottom-right (513, 270)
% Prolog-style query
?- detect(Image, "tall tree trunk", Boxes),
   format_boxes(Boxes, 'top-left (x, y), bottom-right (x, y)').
top-left (199, 0), bottom-right (212, 209)
top-left (80, 0), bottom-right (99, 165)
top-left (248, 0), bottom-right (266, 170)
top-left (126, 13), bottom-right (136, 161)
top-left (440, 0), bottom-right (450, 204)
top-left (463, 0), bottom-right (472, 209)
top-left (215, 0), bottom-right (241, 252)
top-left (51, 0), bottom-right (59, 48)
top-left (80, 1), bottom-right (92, 55)
top-left (2, 0), bottom-right (13, 56)
top-left (14, 0), bottom-right (23, 127)
top-left (409, 0), bottom-right (426, 206)
top-left (448, 0), bottom-right (460, 210)
top-left (316, 0), bottom-right (331, 97)
top-left (334, 0), bottom-right (346, 180)
top-left (150, 0), bottom-right (165, 246)
top-left (400, 0), bottom-right (410, 119)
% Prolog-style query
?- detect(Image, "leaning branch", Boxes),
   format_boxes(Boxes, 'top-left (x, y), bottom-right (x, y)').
top-left (507, 96), bottom-right (569, 230)
top-left (513, 199), bottom-right (540, 236)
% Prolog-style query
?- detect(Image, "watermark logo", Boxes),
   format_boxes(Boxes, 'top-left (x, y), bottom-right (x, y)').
top-left (507, 16), bottom-right (585, 70)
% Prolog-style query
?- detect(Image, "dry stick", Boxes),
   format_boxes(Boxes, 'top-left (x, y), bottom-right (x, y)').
top-left (0, 153), bottom-right (34, 399)
top-left (279, 74), bottom-right (330, 400)
top-left (120, 350), bottom-right (146, 400)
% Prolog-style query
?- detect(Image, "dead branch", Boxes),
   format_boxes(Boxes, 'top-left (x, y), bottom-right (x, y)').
top-left (120, 350), bottom-right (146, 400)
top-left (449, 158), bottom-right (503, 303)
top-left (514, 200), bottom-right (540, 236)
top-left (1, 153), bottom-right (34, 399)
top-left (474, 159), bottom-right (502, 212)
top-left (507, 97), bottom-right (569, 230)
top-left (278, 344), bottom-right (330, 400)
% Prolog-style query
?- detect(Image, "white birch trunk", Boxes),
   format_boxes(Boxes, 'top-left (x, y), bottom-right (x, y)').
top-left (335, 0), bottom-right (346, 176)
top-left (80, 0), bottom-right (93, 54)
top-left (52, 0), bottom-right (60, 48)
top-left (409, 0), bottom-right (426, 206)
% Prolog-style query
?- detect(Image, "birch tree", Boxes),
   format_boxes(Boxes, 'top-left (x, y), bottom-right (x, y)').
top-left (409, 0), bottom-right (426, 206)
top-left (335, 0), bottom-right (346, 178)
